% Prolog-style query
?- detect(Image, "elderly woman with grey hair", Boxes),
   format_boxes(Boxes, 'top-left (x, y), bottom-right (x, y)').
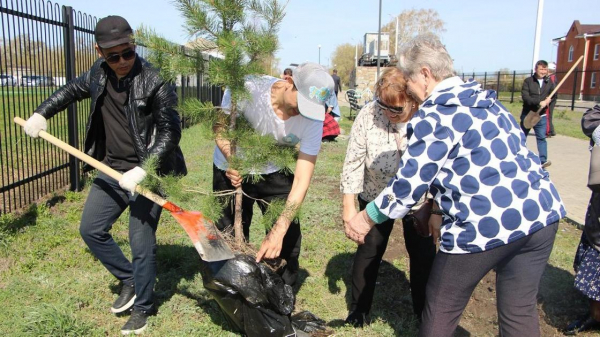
top-left (344, 34), bottom-right (566, 336)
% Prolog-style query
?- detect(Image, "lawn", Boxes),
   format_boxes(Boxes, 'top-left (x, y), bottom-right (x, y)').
top-left (0, 106), bottom-right (595, 336)
top-left (499, 101), bottom-right (587, 140)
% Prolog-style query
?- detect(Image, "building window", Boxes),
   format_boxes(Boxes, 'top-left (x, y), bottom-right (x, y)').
top-left (568, 45), bottom-right (574, 62)
top-left (592, 73), bottom-right (597, 89)
top-left (595, 44), bottom-right (600, 60)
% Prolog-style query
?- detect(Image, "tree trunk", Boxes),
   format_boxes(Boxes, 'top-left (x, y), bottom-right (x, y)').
top-left (228, 101), bottom-right (244, 245)
top-left (233, 186), bottom-right (244, 246)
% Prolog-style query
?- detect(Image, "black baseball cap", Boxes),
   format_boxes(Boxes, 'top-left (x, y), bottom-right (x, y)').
top-left (95, 15), bottom-right (133, 48)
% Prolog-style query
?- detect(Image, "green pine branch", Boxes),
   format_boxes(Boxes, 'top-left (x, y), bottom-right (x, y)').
top-left (138, 0), bottom-right (294, 229)
top-left (135, 24), bottom-right (201, 82)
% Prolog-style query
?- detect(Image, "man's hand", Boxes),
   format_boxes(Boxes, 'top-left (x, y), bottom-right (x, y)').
top-left (24, 113), bottom-right (47, 138)
top-left (345, 210), bottom-right (375, 244)
top-left (225, 168), bottom-right (242, 188)
top-left (539, 97), bottom-right (551, 109)
top-left (256, 226), bottom-right (286, 262)
top-left (119, 166), bottom-right (147, 196)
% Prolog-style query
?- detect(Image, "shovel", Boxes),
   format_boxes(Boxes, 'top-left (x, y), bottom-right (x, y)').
top-left (523, 55), bottom-right (583, 129)
top-left (14, 116), bottom-right (235, 262)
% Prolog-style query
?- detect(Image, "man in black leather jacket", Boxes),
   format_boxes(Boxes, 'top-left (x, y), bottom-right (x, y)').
top-left (22, 15), bottom-right (186, 335)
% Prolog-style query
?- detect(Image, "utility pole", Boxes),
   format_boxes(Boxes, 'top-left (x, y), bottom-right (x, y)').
top-left (531, 0), bottom-right (544, 71)
top-left (395, 15), bottom-right (399, 55)
top-left (318, 44), bottom-right (321, 65)
top-left (376, 0), bottom-right (382, 80)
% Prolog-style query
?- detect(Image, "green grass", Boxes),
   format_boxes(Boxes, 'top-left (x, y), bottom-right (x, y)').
top-left (497, 101), bottom-right (587, 140)
top-left (0, 110), bottom-right (595, 336)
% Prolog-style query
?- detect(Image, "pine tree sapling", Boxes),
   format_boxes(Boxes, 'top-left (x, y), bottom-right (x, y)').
top-left (139, 0), bottom-right (289, 244)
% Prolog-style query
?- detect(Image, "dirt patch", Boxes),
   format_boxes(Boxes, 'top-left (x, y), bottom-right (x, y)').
top-left (381, 223), bottom-right (592, 336)
top-left (0, 257), bottom-right (11, 274)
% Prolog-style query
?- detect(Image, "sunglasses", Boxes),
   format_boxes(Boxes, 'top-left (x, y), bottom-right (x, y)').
top-left (104, 49), bottom-right (136, 64)
top-left (376, 99), bottom-right (404, 115)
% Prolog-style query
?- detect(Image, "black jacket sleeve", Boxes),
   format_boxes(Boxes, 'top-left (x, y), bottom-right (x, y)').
top-left (146, 80), bottom-right (182, 163)
top-left (34, 70), bottom-right (92, 119)
top-left (582, 105), bottom-right (600, 138)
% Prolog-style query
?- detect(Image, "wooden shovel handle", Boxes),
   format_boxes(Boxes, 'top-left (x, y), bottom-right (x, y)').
top-left (14, 116), bottom-right (168, 207)
top-left (548, 55), bottom-right (583, 98)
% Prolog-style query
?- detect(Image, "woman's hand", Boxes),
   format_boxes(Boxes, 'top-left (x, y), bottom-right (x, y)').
top-left (342, 195), bottom-right (358, 230)
top-left (345, 210), bottom-right (375, 244)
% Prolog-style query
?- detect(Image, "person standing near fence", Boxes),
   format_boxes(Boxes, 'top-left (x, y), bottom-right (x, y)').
top-left (520, 60), bottom-right (556, 168)
top-left (22, 15), bottom-right (186, 335)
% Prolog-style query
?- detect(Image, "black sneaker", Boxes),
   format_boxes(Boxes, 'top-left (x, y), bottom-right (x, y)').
top-left (344, 310), bottom-right (370, 328)
top-left (565, 315), bottom-right (600, 335)
top-left (111, 284), bottom-right (136, 313)
top-left (121, 309), bottom-right (151, 335)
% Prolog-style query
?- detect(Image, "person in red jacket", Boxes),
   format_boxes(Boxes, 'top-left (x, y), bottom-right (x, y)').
top-left (546, 62), bottom-right (557, 137)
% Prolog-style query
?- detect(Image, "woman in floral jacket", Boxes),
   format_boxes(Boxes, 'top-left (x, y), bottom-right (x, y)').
top-left (341, 67), bottom-right (436, 327)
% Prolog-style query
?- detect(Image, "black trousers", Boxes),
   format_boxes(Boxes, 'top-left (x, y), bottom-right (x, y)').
top-left (80, 172), bottom-right (162, 312)
top-left (212, 165), bottom-right (301, 286)
top-left (350, 196), bottom-right (437, 317)
top-left (420, 222), bottom-right (558, 337)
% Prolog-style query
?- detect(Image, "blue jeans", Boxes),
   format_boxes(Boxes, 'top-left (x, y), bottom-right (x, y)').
top-left (79, 172), bottom-right (162, 312)
top-left (520, 113), bottom-right (548, 164)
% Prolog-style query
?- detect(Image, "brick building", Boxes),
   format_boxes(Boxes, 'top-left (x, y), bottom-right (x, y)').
top-left (553, 20), bottom-right (600, 101)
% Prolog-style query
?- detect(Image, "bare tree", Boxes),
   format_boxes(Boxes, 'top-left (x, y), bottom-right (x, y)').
top-left (331, 43), bottom-right (359, 87)
top-left (383, 9), bottom-right (446, 56)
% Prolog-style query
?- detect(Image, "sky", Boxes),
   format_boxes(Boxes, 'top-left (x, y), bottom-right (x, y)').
top-left (54, 0), bottom-right (600, 73)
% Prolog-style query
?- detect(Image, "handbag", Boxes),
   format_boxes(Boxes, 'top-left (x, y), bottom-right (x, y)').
top-left (410, 198), bottom-right (433, 237)
top-left (391, 127), bottom-right (432, 237)
top-left (588, 145), bottom-right (600, 192)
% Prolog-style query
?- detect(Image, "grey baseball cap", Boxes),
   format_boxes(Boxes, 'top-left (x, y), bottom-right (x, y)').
top-left (95, 15), bottom-right (133, 48)
top-left (293, 62), bottom-right (335, 122)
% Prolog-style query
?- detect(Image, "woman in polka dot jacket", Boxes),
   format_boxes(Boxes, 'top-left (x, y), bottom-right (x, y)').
top-left (345, 35), bottom-right (566, 337)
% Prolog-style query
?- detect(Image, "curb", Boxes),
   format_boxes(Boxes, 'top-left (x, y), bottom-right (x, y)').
top-left (564, 216), bottom-right (584, 230)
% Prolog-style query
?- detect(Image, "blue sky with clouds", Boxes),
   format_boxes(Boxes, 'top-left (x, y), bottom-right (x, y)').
top-left (56, 0), bottom-right (600, 72)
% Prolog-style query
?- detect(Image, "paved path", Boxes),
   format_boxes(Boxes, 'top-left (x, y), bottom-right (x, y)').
top-left (527, 134), bottom-right (590, 226)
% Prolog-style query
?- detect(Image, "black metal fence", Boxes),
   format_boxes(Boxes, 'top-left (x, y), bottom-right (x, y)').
top-left (458, 68), bottom-right (600, 107)
top-left (0, 0), bottom-right (221, 214)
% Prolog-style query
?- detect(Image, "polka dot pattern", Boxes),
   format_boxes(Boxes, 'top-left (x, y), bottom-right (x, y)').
top-left (374, 77), bottom-right (565, 254)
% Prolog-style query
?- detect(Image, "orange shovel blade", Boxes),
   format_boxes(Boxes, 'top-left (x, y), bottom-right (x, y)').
top-left (169, 209), bottom-right (235, 262)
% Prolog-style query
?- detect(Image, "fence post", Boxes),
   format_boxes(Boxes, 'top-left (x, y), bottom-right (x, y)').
top-left (62, 6), bottom-right (80, 191)
top-left (483, 72), bottom-right (487, 88)
top-left (571, 68), bottom-right (579, 110)
top-left (496, 71), bottom-right (501, 94)
top-left (510, 71), bottom-right (516, 103)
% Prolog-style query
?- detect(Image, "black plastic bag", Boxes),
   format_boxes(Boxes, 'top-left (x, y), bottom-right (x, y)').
top-left (200, 255), bottom-right (296, 336)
